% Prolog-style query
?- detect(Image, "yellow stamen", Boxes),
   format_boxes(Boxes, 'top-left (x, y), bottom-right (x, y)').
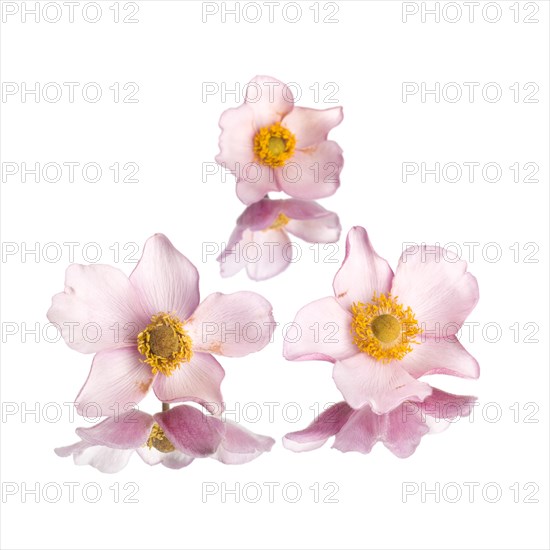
top-left (253, 122), bottom-right (296, 167)
top-left (265, 212), bottom-right (290, 231)
top-left (137, 313), bottom-right (193, 376)
top-left (146, 423), bottom-right (175, 453)
top-left (351, 293), bottom-right (422, 363)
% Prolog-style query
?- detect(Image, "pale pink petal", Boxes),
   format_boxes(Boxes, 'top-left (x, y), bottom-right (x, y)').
top-left (391, 245), bottom-right (479, 334)
top-left (400, 336), bottom-right (479, 379)
top-left (159, 451), bottom-right (195, 469)
top-left (46, 264), bottom-right (146, 354)
top-left (332, 405), bottom-right (382, 454)
top-left (280, 199), bottom-right (341, 242)
top-left (420, 387), bottom-right (477, 420)
top-left (218, 219), bottom-right (253, 279)
top-left (333, 227), bottom-right (394, 311)
top-left (55, 442), bottom-right (133, 473)
top-left (135, 446), bottom-right (163, 466)
top-left (218, 231), bottom-right (247, 279)
top-left (187, 292), bottom-right (274, 355)
top-left (218, 229), bottom-right (294, 281)
top-left (219, 226), bottom-right (291, 280)
top-left (279, 198), bottom-right (335, 220)
top-left (129, 234), bottom-right (200, 321)
top-left (283, 402), bottom-right (354, 452)
top-left (75, 410), bottom-right (154, 449)
top-left (244, 75), bottom-right (294, 128)
top-left (213, 421), bottom-right (275, 464)
top-left (245, 228), bottom-right (292, 281)
top-left (285, 213), bottom-right (341, 243)
top-left (218, 232), bottom-right (247, 278)
top-left (282, 106), bottom-right (343, 148)
top-left (155, 405), bottom-right (224, 458)
top-left (277, 141), bottom-right (343, 200)
top-left (283, 297), bottom-right (356, 362)
top-left (75, 347), bottom-right (154, 417)
top-left (220, 224), bottom-right (247, 261)
top-left (152, 352), bottom-right (224, 414)
top-left (236, 165), bottom-right (279, 205)
top-left (136, 447), bottom-right (194, 469)
top-left (422, 415), bottom-right (452, 435)
top-left (382, 405), bottom-right (430, 458)
top-left (215, 104), bottom-right (256, 173)
top-left (334, 401), bottom-right (430, 458)
top-left (74, 446), bottom-right (134, 473)
top-left (332, 353), bottom-right (432, 414)
top-left (235, 198), bottom-right (283, 231)
top-left (398, 390), bottom-right (476, 436)
top-left (55, 440), bottom-right (91, 458)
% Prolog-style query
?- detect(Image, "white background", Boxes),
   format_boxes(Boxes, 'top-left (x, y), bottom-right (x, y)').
top-left (1, 1), bottom-right (549, 549)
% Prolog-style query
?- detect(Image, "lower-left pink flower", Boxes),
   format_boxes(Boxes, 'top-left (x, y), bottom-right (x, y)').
top-left (56, 405), bottom-right (275, 472)
top-left (47, 233), bottom-right (275, 416)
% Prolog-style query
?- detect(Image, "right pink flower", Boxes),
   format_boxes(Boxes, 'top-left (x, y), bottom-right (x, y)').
top-left (284, 226), bottom-right (480, 414)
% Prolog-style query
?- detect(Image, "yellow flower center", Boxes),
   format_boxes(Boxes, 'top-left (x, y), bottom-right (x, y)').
top-left (265, 212), bottom-right (290, 231)
top-left (370, 314), bottom-right (402, 343)
top-left (137, 313), bottom-right (193, 376)
top-left (351, 293), bottom-right (422, 363)
top-left (253, 122), bottom-right (296, 167)
top-left (146, 423), bottom-right (175, 453)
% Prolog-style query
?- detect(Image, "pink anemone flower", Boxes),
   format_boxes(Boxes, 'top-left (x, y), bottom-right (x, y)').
top-left (284, 226), bottom-right (479, 414)
top-left (47, 234), bottom-right (274, 417)
top-left (56, 405), bottom-right (275, 472)
top-left (215, 75), bottom-right (344, 205)
top-left (219, 197), bottom-right (341, 281)
top-left (283, 388), bottom-right (476, 458)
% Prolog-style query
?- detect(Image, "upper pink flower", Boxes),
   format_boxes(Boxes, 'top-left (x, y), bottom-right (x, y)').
top-left (284, 227), bottom-right (480, 414)
top-left (47, 234), bottom-right (274, 417)
top-left (283, 387), bottom-right (476, 458)
top-left (219, 197), bottom-right (341, 281)
top-left (215, 75), bottom-right (344, 205)
top-left (56, 405), bottom-right (275, 472)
